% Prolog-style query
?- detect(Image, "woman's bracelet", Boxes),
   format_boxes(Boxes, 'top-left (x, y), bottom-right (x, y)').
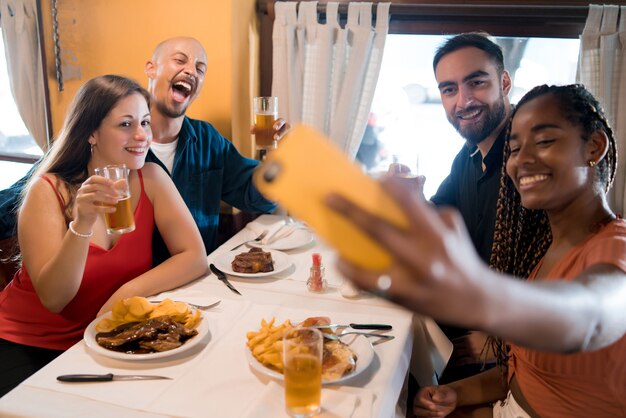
top-left (68, 220), bottom-right (93, 239)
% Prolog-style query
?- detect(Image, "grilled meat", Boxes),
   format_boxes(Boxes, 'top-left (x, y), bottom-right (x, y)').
top-left (95, 315), bottom-right (198, 354)
top-left (232, 248), bottom-right (274, 273)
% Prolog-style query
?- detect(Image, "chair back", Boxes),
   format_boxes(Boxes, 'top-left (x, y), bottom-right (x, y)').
top-left (0, 236), bottom-right (19, 290)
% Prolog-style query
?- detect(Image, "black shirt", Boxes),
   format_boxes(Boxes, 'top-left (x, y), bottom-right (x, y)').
top-left (430, 128), bottom-right (505, 264)
top-left (429, 129), bottom-right (506, 381)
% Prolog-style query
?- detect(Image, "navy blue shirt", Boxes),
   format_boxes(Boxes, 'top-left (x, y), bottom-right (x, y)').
top-left (0, 117), bottom-right (276, 263)
top-left (146, 117), bottom-right (276, 264)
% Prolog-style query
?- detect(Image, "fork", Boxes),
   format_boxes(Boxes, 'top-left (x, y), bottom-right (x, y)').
top-left (230, 230), bottom-right (269, 251)
top-left (323, 332), bottom-right (395, 341)
top-left (150, 300), bottom-right (221, 310)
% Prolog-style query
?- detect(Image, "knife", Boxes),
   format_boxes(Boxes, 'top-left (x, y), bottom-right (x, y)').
top-left (310, 323), bottom-right (392, 330)
top-left (210, 263), bottom-right (242, 295)
top-left (57, 373), bottom-right (171, 382)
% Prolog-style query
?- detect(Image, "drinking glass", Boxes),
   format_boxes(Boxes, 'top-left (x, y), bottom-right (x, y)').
top-left (94, 164), bottom-right (135, 234)
top-left (253, 96), bottom-right (278, 159)
top-left (388, 155), bottom-right (421, 195)
top-left (283, 327), bottom-right (323, 418)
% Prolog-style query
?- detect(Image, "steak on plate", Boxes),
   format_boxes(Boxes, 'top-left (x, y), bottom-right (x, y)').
top-left (232, 248), bottom-right (274, 273)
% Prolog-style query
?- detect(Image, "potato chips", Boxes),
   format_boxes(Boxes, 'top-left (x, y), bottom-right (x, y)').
top-left (246, 317), bottom-right (293, 372)
top-left (96, 297), bottom-right (201, 332)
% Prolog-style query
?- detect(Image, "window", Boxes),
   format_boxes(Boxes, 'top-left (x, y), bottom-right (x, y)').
top-left (257, 1), bottom-right (589, 196)
top-left (360, 35), bottom-right (580, 198)
top-left (0, 33), bottom-right (42, 189)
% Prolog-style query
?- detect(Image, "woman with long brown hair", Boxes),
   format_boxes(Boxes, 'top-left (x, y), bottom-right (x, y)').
top-left (0, 75), bottom-right (207, 396)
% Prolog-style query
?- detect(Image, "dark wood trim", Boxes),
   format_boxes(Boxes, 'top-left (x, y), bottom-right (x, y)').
top-left (36, 0), bottom-right (53, 149)
top-left (384, 4), bottom-right (589, 37)
top-left (258, 0), bottom-right (275, 97)
top-left (217, 211), bottom-right (261, 246)
top-left (0, 236), bottom-right (19, 291)
top-left (0, 153), bottom-right (40, 164)
top-left (259, 1), bottom-right (592, 37)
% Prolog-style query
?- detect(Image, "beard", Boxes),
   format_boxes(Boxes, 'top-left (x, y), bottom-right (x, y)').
top-left (448, 95), bottom-right (506, 146)
top-left (155, 99), bottom-right (188, 119)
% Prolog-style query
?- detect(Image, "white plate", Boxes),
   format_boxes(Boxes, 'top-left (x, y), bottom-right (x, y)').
top-left (246, 334), bottom-right (374, 384)
top-left (84, 309), bottom-right (209, 361)
top-left (248, 229), bottom-right (314, 251)
top-left (215, 249), bottom-right (293, 278)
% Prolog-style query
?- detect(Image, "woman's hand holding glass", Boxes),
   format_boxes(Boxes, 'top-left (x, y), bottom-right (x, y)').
top-left (72, 175), bottom-right (124, 232)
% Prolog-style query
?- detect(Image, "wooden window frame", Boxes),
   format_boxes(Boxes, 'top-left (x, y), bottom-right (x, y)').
top-left (256, 0), bottom-right (625, 95)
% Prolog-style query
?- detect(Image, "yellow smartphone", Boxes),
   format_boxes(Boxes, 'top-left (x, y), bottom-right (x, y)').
top-left (253, 124), bottom-right (409, 271)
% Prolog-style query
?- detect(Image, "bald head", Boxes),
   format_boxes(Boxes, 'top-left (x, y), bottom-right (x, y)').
top-left (145, 37), bottom-right (207, 119)
top-left (151, 36), bottom-right (206, 62)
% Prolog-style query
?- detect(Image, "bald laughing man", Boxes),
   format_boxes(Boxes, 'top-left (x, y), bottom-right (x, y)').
top-left (0, 37), bottom-right (286, 265)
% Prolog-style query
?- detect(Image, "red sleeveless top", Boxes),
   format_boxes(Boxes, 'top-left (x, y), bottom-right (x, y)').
top-left (0, 171), bottom-right (154, 350)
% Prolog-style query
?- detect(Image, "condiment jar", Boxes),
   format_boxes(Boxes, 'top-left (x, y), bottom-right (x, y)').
top-left (306, 253), bottom-right (327, 292)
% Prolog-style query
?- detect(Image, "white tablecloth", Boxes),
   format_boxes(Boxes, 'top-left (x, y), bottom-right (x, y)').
top-left (0, 215), bottom-right (449, 418)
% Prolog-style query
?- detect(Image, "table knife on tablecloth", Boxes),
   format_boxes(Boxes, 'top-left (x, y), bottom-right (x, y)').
top-left (57, 373), bottom-right (171, 382)
top-left (210, 263), bottom-right (242, 295)
top-left (310, 323), bottom-right (392, 330)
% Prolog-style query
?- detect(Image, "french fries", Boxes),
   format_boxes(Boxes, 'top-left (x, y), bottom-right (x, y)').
top-left (96, 297), bottom-right (201, 332)
top-left (246, 317), bottom-right (293, 372)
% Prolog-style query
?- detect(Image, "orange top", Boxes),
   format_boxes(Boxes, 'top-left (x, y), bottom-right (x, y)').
top-left (508, 219), bottom-right (626, 418)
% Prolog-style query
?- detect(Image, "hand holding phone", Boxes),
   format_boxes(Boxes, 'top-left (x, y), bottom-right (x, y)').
top-left (253, 124), bottom-right (409, 271)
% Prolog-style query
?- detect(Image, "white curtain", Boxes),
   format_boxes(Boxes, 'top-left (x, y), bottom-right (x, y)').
top-left (272, 1), bottom-right (390, 159)
top-left (578, 4), bottom-right (626, 214)
top-left (0, 0), bottom-right (48, 150)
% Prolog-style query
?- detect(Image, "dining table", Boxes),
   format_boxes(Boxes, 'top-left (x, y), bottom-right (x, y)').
top-left (0, 215), bottom-right (451, 418)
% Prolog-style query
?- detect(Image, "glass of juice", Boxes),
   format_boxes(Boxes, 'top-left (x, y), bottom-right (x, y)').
top-left (253, 96), bottom-right (278, 158)
top-left (283, 327), bottom-right (322, 418)
top-left (94, 164), bottom-right (135, 234)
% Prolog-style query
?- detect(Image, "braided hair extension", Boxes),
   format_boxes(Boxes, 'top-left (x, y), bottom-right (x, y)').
top-left (487, 84), bottom-right (618, 379)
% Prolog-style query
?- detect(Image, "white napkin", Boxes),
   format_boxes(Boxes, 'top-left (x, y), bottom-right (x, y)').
top-left (410, 315), bottom-right (453, 387)
top-left (263, 224), bottom-right (297, 245)
top-left (240, 381), bottom-right (374, 418)
top-left (246, 218), bottom-right (285, 242)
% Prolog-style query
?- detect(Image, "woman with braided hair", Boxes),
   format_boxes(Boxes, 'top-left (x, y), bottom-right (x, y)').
top-left (327, 84), bottom-right (625, 418)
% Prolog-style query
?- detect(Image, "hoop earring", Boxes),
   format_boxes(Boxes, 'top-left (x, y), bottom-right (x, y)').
top-left (588, 160), bottom-right (596, 167)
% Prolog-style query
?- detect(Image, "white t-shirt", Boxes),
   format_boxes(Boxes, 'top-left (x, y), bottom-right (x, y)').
top-left (150, 139), bottom-right (178, 173)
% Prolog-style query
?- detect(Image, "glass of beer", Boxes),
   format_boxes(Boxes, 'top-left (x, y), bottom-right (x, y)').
top-left (94, 164), bottom-right (135, 234)
top-left (283, 327), bottom-right (323, 418)
top-left (253, 96), bottom-right (278, 159)
top-left (388, 159), bottom-right (421, 195)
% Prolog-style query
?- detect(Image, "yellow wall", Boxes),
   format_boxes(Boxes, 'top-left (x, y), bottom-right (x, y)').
top-left (231, 0), bottom-right (259, 158)
top-left (40, 0), bottom-right (257, 156)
